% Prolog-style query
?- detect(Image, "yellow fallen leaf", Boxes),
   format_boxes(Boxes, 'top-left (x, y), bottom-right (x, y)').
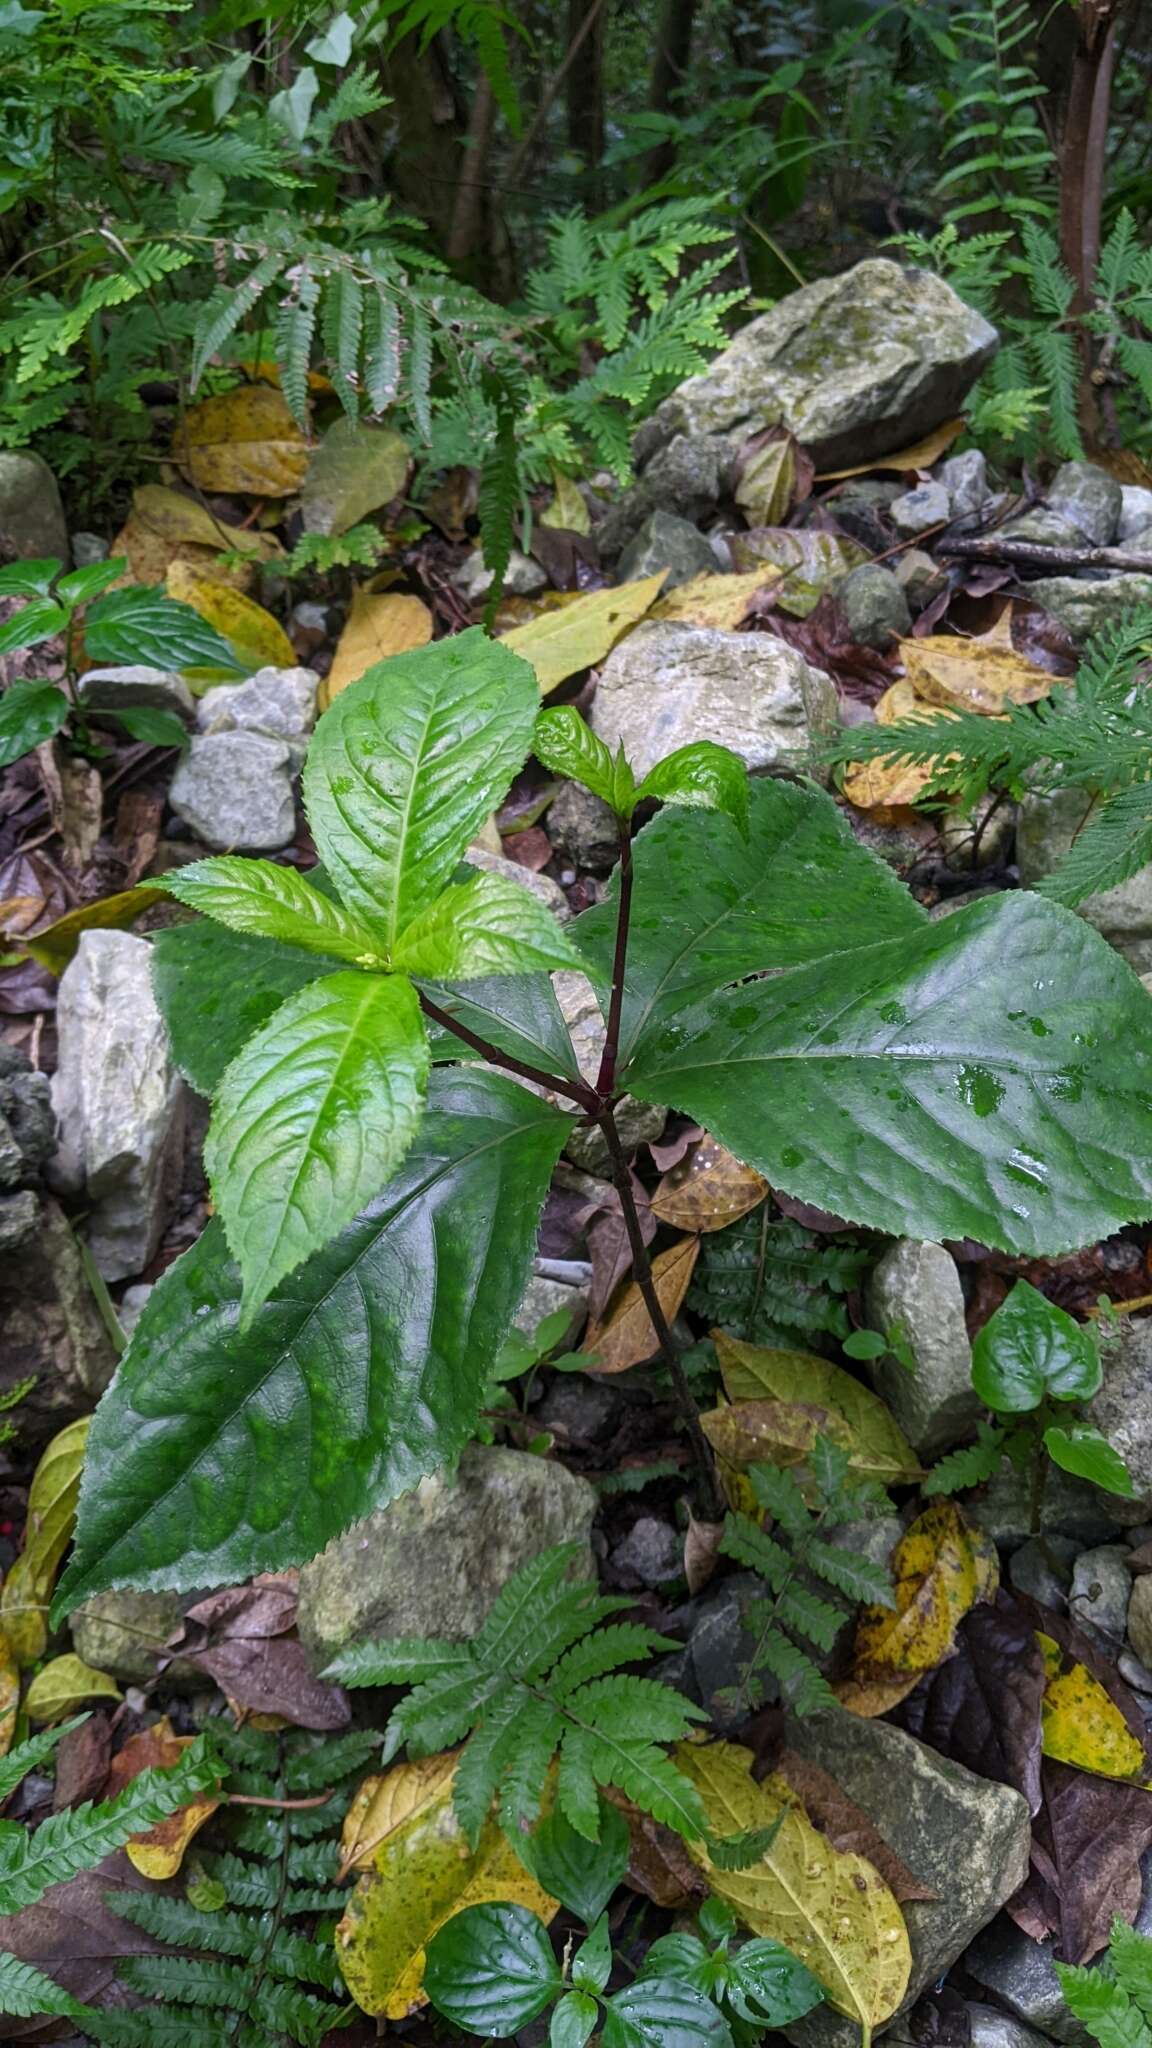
top-left (652, 569), bottom-right (771, 632)
top-left (902, 634), bottom-right (1052, 714)
top-left (335, 1751), bottom-right (557, 2019)
top-left (817, 418), bottom-right (967, 480)
top-left (319, 590), bottom-right (434, 711)
top-left (22, 885), bottom-right (167, 974)
top-left (844, 1502), bottom-right (998, 1710)
top-left (110, 513), bottom-right (255, 594)
top-left (702, 1400), bottom-right (850, 1498)
top-left (540, 470), bottom-right (590, 535)
top-left (1, 1419), bottom-right (88, 1666)
top-left (583, 1236), bottom-right (700, 1373)
top-left (0, 1629), bottom-right (17, 1757)
top-left (501, 572), bottom-right (667, 696)
top-left (840, 680), bottom-right (957, 817)
top-left (715, 1333), bottom-right (922, 1485)
top-left (108, 1718), bottom-right (221, 1879)
top-left (174, 384), bottom-right (310, 497)
top-left (676, 1740), bottom-right (911, 2040)
top-left (1037, 1632), bottom-right (1151, 1784)
top-left (650, 1137), bottom-right (768, 1233)
top-left (166, 561), bottom-right (295, 673)
top-left (24, 1653), bottom-right (122, 1723)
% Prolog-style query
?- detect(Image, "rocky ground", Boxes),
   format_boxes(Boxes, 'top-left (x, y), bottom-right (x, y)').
top-left (4, 253), bottom-right (1152, 2041)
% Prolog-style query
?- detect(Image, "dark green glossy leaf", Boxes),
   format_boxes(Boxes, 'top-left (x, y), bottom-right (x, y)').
top-left (726, 1940), bottom-right (824, 2025)
top-left (159, 857), bottom-right (387, 967)
top-left (1045, 1422), bottom-right (1135, 1495)
top-left (0, 597), bottom-right (67, 658)
top-left (551, 1991), bottom-right (600, 2048)
top-left (636, 742), bottom-right (750, 839)
top-left (972, 1279), bottom-right (1102, 1413)
top-left (422, 968), bottom-right (584, 1082)
top-left (103, 704), bottom-right (190, 749)
top-left (626, 891), bottom-right (1152, 1255)
top-left (516, 1797), bottom-right (630, 1923)
top-left (56, 558), bottom-right (125, 606)
top-left (534, 706), bottom-right (631, 815)
top-left (602, 1979), bottom-right (734, 2048)
top-left (54, 1069), bottom-right (573, 1613)
top-left (0, 559), bottom-right (59, 599)
top-left (393, 871), bottom-right (580, 979)
top-left (303, 628), bottom-right (538, 947)
top-left (0, 677), bottom-right (69, 767)
top-left (150, 920), bottom-right (340, 1096)
top-left (424, 1903), bottom-right (562, 2037)
top-left (575, 779), bottom-right (925, 1066)
top-left (84, 585), bottom-right (247, 678)
top-left (206, 970), bottom-right (429, 1319)
top-left (572, 1915), bottom-right (612, 1993)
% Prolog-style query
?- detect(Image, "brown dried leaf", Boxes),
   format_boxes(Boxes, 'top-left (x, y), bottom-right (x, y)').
top-left (106, 1720), bottom-right (220, 1880)
top-left (53, 1713), bottom-right (112, 1811)
top-left (902, 633), bottom-right (1052, 714)
top-left (583, 1235), bottom-right (700, 1372)
top-left (684, 1515), bottom-right (725, 1596)
top-left (606, 1790), bottom-right (708, 1908)
top-left (187, 1635), bottom-right (350, 1731)
top-left (651, 1136), bottom-right (768, 1233)
top-left (319, 590), bottom-right (433, 711)
top-left (1010, 1757), bottom-right (1152, 1963)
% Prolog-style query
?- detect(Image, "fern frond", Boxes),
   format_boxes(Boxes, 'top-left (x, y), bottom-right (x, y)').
top-left (1055, 1963), bottom-right (1150, 2048)
top-left (0, 1740), bottom-right (217, 1915)
top-left (191, 250), bottom-right (286, 386)
top-left (0, 1952), bottom-right (91, 2019)
top-left (274, 265), bottom-right (319, 429)
top-left (806, 1538), bottom-right (896, 1606)
top-left (1037, 782), bottom-right (1152, 903)
top-left (923, 1422), bottom-right (1007, 1496)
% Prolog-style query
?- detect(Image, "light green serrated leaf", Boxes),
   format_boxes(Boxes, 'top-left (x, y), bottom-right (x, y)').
top-left (393, 871), bottom-right (579, 980)
top-left (158, 857), bottom-right (389, 968)
top-left (637, 741), bottom-right (750, 839)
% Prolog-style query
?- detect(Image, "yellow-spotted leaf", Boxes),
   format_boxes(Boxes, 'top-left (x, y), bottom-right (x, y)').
top-left (107, 1718), bottom-right (221, 1878)
top-left (676, 1740), bottom-right (911, 2037)
top-left (1, 1419), bottom-right (88, 1665)
top-left (583, 1236), bottom-right (700, 1374)
top-left (701, 1398), bottom-right (852, 1481)
top-left (174, 384), bottom-right (310, 497)
top-left (652, 570), bottom-right (772, 632)
top-left (166, 561), bottom-right (295, 674)
top-left (840, 681), bottom-right (956, 815)
top-left (650, 1138), bottom-right (769, 1233)
top-left (334, 1751), bottom-right (557, 2019)
top-left (22, 886), bottom-right (167, 974)
top-left (844, 1502), bottom-right (998, 1710)
top-left (110, 484), bottom-right (283, 593)
top-left (319, 590), bottom-right (434, 711)
top-left (1037, 1632), bottom-right (1151, 1784)
top-left (715, 1334), bottom-right (922, 1486)
top-left (902, 630), bottom-right (1052, 714)
top-left (501, 573), bottom-right (667, 695)
top-left (24, 1653), bottom-right (122, 1723)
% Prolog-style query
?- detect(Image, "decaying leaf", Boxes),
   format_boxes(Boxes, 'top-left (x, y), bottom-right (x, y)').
top-left (174, 384), bottom-right (310, 497)
top-left (735, 435), bottom-right (796, 527)
top-left (300, 420), bottom-right (411, 536)
top-left (676, 1740), bottom-right (912, 2035)
top-left (651, 1137), bottom-right (769, 1233)
top-left (24, 1654), bottom-right (122, 1724)
top-left (817, 419), bottom-right (966, 480)
top-left (106, 1719), bottom-right (220, 1880)
top-left (607, 1791), bottom-right (708, 1908)
top-left (897, 1592), bottom-right (1046, 1814)
top-left (728, 528), bottom-right (867, 618)
top-left (319, 590), bottom-right (433, 711)
top-left (684, 1514), bottom-right (726, 1596)
top-left (22, 886), bottom-right (166, 974)
top-left (110, 484), bottom-right (281, 593)
top-left (1009, 1757), bottom-right (1152, 1964)
top-left (774, 1750), bottom-right (937, 1905)
top-left (541, 471), bottom-right (591, 535)
top-left (0, 1627), bottom-right (17, 1757)
top-left (840, 681), bottom-right (956, 816)
top-left (188, 1636), bottom-right (350, 1731)
top-left (652, 570), bottom-right (773, 632)
top-left (714, 1332), bottom-right (922, 1486)
top-left (583, 1235), bottom-right (700, 1373)
top-left (901, 628), bottom-right (1052, 714)
top-left (843, 1503), bottom-right (998, 1714)
top-left (1, 1419), bottom-right (88, 1665)
top-left (334, 1751), bottom-right (557, 2019)
top-left (1038, 1632), bottom-right (1150, 1784)
top-left (702, 1399), bottom-right (845, 1506)
top-left (500, 572), bottom-right (667, 695)
top-left (165, 561), bottom-right (295, 674)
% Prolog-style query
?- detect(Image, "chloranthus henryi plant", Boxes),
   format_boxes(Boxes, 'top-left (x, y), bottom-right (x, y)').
top-left (54, 628), bottom-right (1152, 1616)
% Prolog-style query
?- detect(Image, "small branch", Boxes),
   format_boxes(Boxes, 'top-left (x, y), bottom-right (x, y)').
top-left (596, 819), bottom-right (633, 1097)
top-left (598, 1105), bottom-right (724, 1520)
top-left (419, 991), bottom-right (599, 1113)
top-left (227, 1790), bottom-right (334, 1810)
top-left (936, 534), bottom-right (1152, 575)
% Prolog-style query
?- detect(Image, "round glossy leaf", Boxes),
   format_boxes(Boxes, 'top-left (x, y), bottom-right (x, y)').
top-left (551, 1991), bottom-right (599, 2048)
top-left (424, 1903), bottom-right (562, 2037)
top-left (728, 1938), bottom-right (825, 2025)
top-left (1044, 1422), bottom-right (1135, 1496)
top-left (602, 1979), bottom-right (734, 2048)
top-left (516, 1797), bottom-right (630, 1924)
top-left (972, 1280), bottom-right (1101, 1413)
top-left (572, 1914), bottom-right (612, 1993)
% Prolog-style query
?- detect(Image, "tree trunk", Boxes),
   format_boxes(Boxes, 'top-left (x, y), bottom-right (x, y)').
top-left (646, 0), bottom-right (698, 185)
top-left (1058, 0), bottom-right (1121, 305)
top-left (447, 68), bottom-right (497, 267)
top-left (370, 32), bottom-right (468, 247)
top-left (566, 0), bottom-right (605, 190)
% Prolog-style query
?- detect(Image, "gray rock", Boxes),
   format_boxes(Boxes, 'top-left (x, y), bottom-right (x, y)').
top-left (590, 620), bottom-right (837, 780)
top-left (168, 732), bottom-right (297, 851)
top-left (78, 666), bottom-right (195, 721)
top-left (866, 1239), bottom-right (978, 1457)
top-left (638, 259), bottom-right (998, 473)
top-left (1027, 575), bottom-right (1152, 647)
top-left (999, 509), bottom-right (1089, 549)
top-left (940, 796), bottom-right (1016, 872)
top-left (0, 1043), bottom-right (55, 1185)
top-left (49, 932), bottom-right (185, 1280)
top-left (939, 449), bottom-right (992, 517)
top-left (894, 548), bottom-right (947, 613)
top-left (70, 533), bottom-right (110, 566)
top-left (1128, 1574), bottom-right (1152, 1668)
top-left (826, 480), bottom-right (901, 553)
top-left (968, 2004), bottom-right (1056, 2048)
top-left (464, 846), bottom-right (572, 922)
top-left (616, 511), bottom-right (716, 589)
top-left (890, 481), bottom-right (951, 536)
top-left (1121, 1647), bottom-right (1152, 1694)
top-left (1047, 460), bottom-right (1122, 545)
top-left (1119, 486), bottom-right (1152, 541)
top-left (296, 1443), bottom-right (599, 1667)
top-left (453, 547), bottom-right (547, 601)
top-left (548, 780), bottom-right (621, 875)
top-left (1070, 1543), bottom-right (1132, 1644)
top-left (965, 1920), bottom-right (1090, 2043)
top-left (533, 1373), bottom-right (621, 1446)
top-left (70, 1590), bottom-right (207, 1689)
top-left (596, 436), bottom-right (730, 557)
top-left (513, 1270), bottom-right (588, 1343)
top-left (0, 450), bottom-right (69, 563)
top-left (1009, 1533), bottom-right (1078, 1610)
top-left (785, 1715), bottom-right (1031, 2048)
top-left (833, 563), bottom-right (912, 649)
top-left (0, 1196), bottom-right (118, 1447)
top-left (671, 1571), bottom-right (762, 1731)
top-left (611, 1516), bottom-right (682, 1586)
top-left (0, 1189), bottom-right (38, 1252)
top-left (116, 1281), bottom-right (154, 1342)
top-left (1117, 523), bottom-right (1152, 559)
top-left (846, 810), bottom-right (935, 872)
top-left (1018, 785), bottom-right (1152, 971)
top-left (967, 1460), bottom-right (1120, 1552)
top-left (195, 666), bottom-right (319, 765)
